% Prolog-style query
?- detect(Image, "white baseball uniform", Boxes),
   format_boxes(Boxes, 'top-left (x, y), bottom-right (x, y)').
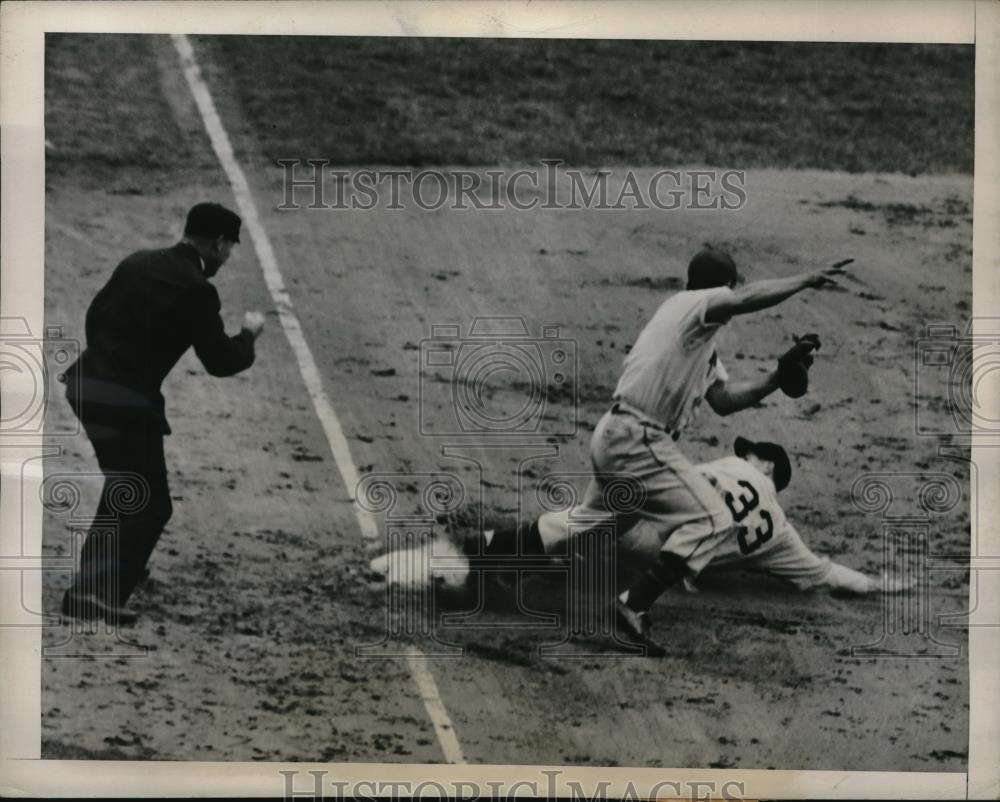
top-left (539, 287), bottom-right (738, 561)
top-left (614, 455), bottom-right (871, 592)
top-left (542, 455), bottom-right (873, 594)
top-left (683, 455), bottom-right (872, 591)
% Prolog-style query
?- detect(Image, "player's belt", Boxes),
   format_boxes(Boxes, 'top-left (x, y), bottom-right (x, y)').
top-left (609, 401), bottom-right (680, 441)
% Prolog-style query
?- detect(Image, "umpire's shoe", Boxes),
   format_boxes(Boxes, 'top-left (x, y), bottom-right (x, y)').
top-left (61, 589), bottom-right (138, 626)
top-left (614, 599), bottom-right (667, 658)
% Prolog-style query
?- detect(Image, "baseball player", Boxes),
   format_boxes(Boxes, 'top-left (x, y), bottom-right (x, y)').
top-left (459, 436), bottom-right (904, 653)
top-left (593, 436), bottom-right (898, 598)
top-left (465, 245), bottom-right (851, 654)
top-left (60, 202), bottom-right (265, 626)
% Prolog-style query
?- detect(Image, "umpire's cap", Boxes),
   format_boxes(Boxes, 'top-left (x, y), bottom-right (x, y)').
top-left (734, 436), bottom-right (792, 492)
top-left (687, 244), bottom-right (738, 290)
top-left (185, 202), bottom-right (242, 243)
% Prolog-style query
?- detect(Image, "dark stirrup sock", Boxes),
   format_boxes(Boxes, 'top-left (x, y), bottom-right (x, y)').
top-left (622, 552), bottom-right (688, 613)
top-left (484, 519), bottom-right (546, 556)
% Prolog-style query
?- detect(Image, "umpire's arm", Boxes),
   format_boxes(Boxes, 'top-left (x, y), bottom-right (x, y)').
top-left (191, 284), bottom-right (257, 377)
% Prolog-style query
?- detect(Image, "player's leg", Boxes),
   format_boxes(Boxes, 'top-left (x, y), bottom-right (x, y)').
top-left (537, 408), bottom-right (647, 555)
top-left (503, 412), bottom-right (675, 654)
top-left (558, 414), bottom-right (679, 655)
top-left (469, 410), bottom-right (625, 563)
top-left (615, 435), bottom-right (734, 647)
top-left (476, 478), bottom-right (639, 565)
top-left (473, 518), bottom-right (548, 561)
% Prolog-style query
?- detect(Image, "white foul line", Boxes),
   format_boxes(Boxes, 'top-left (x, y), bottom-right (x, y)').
top-left (168, 34), bottom-right (376, 542)
top-left (406, 650), bottom-right (465, 762)
top-left (170, 34), bottom-right (466, 766)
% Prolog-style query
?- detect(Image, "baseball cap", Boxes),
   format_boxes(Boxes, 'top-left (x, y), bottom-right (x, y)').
top-left (184, 202), bottom-right (242, 243)
top-left (687, 244), bottom-right (739, 290)
top-left (734, 436), bottom-right (792, 492)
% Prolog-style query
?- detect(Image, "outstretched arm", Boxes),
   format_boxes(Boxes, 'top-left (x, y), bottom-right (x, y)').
top-left (705, 374), bottom-right (780, 416)
top-left (705, 259), bottom-right (853, 324)
top-left (752, 519), bottom-right (910, 596)
top-left (823, 562), bottom-right (915, 596)
top-left (822, 562), bottom-right (881, 595)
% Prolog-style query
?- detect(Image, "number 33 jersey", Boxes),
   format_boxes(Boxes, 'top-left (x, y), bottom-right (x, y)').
top-left (670, 455), bottom-right (837, 589)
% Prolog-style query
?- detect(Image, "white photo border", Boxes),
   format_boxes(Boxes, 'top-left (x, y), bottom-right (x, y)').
top-left (1, 1), bottom-right (995, 798)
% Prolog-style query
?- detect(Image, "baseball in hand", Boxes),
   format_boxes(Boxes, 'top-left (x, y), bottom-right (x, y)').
top-left (242, 310), bottom-right (265, 337)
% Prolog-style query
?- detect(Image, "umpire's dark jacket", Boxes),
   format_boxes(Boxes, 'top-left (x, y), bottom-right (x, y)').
top-left (65, 242), bottom-right (255, 433)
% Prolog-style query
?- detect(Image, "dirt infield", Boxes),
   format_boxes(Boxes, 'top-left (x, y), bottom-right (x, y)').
top-left (41, 34), bottom-right (972, 770)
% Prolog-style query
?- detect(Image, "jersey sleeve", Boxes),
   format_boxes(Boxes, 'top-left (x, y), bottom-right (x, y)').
top-left (190, 284), bottom-right (256, 377)
top-left (745, 518), bottom-right (835, 590)
top-left (695, 286), bottom-right (736, 329)
top-left (756, 519), bottom-right (878, 593)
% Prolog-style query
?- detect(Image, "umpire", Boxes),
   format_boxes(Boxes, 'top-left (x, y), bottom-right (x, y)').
top-left (61, 202), bottom-right (265, 625)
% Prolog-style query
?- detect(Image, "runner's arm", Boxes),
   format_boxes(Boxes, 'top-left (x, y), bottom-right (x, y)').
top-left (757, 521), bottom-right (896, 595)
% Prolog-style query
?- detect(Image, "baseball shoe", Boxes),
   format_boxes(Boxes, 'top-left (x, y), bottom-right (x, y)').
top-left (61, 589), bottom-right (138, 626)
top-left (613, 599), bottom-right (666, 657)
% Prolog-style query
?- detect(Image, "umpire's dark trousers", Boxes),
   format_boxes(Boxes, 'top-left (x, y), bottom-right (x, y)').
top-left (66, 392), bottom-right (173, 606)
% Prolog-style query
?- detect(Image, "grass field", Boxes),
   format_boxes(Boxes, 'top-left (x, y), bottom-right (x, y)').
top-left (47, 35), bottom-right (974, 172)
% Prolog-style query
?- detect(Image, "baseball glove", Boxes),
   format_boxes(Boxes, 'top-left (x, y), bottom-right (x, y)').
top-left (776, 333), bottom-right (821, 398)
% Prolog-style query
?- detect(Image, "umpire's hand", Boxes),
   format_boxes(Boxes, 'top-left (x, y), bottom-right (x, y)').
top-left (242, 310), bottom-right (265, 338)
